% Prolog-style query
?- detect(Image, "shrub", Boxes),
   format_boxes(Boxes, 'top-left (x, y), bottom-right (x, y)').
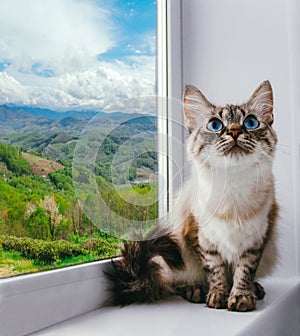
top-left (55, 240), bottom-right (87, 259)
top-left (0, 236), bottom-right (57, 264)
top-left (81, 238), bottom-right (120, 258)
top-left (48, 169), bottom-right (73, 192)
top-left (0, 236), bottom-right (88, 265)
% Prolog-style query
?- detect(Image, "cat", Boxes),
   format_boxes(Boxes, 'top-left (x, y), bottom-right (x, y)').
top-left (104, 80), bottom-right (278, 312)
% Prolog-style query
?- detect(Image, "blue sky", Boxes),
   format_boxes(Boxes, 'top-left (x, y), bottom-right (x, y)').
top-left (98, 0), bottom-right (156, 60)
top-left (0, 0), bottom-right (157, 112)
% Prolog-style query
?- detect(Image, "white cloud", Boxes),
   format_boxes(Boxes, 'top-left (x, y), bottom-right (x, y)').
top-left (0, 72), bottom-right (26, 105)
top-left (0, 0), bottom-right (156, 113)
top-left (0, 0), bottom-right (115, 75)
top-left (0, 57), bottom-right (156, 113)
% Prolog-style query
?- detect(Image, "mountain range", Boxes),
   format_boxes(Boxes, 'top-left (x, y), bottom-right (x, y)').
top-left (0, 104), bottom-right (157, 166)
top-left (0, 104), bottom-right (155, 135)
top-left (7, 105), bottom-right (99, 120)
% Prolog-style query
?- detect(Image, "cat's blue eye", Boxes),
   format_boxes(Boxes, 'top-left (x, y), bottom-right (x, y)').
top-left (207, 119), bottom-right (223, 132)
top-left (243, 116), bottom-right (259, 129)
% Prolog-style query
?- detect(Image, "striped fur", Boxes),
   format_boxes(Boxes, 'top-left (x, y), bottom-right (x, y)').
top-left (103, 232), bottom-right (185, 306)
top-left (104, 81), bottom-right (278, 312)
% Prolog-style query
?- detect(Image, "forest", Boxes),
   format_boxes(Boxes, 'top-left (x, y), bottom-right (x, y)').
top-left (0, 108), bottom-right (158, 277)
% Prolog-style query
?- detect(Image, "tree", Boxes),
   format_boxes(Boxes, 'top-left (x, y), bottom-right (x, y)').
top-left (0, 142), bottom-right (31, 175)
top-left (39, 195), bottom-right (62, 240)
top-left (25, 206), bottom-right (50, 240)
top-left (71, 200), bottom-right (84, 235)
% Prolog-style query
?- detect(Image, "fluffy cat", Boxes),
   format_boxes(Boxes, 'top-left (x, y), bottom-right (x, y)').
top-left (104, 80), bottom-right (278, 312)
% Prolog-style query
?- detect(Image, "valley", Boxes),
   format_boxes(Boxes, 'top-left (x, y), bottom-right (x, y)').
top-left (0, 104), bottom-right (158, 277)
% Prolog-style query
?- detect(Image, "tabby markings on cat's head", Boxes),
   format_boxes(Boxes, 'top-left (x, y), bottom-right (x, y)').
top-left (183, 81), bottom-right (277, 165)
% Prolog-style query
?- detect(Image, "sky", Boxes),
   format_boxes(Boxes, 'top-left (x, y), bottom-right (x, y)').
top-left (0, 0), bottom-right (157, 113)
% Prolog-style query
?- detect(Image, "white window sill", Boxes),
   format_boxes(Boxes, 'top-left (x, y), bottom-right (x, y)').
top-left (1, 260), bottom-right (299, 336)
top-left (29, 278), bottom-right (300, 336)
top-left (0, 260), bottom-right (109, 336)
top-left (30, 277), bottom-right (300, 336)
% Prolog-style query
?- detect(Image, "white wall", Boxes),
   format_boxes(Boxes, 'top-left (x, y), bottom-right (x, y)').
top-left (181, 0), bottom-right (299, 276)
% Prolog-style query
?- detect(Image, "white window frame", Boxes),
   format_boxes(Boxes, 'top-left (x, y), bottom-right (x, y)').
top-left (158, 0), bottom-right (184, 214)
top-left (287, 0), bottom-right (300, 274)
top-left (0, 1), bottom-right (183, 335)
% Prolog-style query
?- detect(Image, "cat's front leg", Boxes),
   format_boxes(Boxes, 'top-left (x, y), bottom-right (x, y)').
top-left (203, 251), bottom-right (229, 309)
top-left (228, 246), bottom-right (264, 312)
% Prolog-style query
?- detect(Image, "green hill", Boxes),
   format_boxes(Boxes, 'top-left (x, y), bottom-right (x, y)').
top-left (0, 142), bottom-right (31, 175)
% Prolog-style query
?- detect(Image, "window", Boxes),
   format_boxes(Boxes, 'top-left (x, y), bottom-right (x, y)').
top-left (0, 2), bottom-right (184, 335)
top-left (0, 0), bottom-right (159, 278)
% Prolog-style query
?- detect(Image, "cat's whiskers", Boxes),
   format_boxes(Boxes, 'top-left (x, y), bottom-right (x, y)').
top-left (254, 143), bottom-right (274, 160)
top-left (276, 143), bottom-right (292, 157)
top-left (214, 140), bottom-right (231, 153)
top-left (253, 150), bottom-right (266, 193)
top-left (237, 138), bottom-right (255, 152)
top-left (189, 139), bottom-right (211, 155)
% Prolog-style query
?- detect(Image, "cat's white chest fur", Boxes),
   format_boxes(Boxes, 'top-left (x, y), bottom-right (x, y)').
top-left (188, 158), bottom-right (274, 264)
top-left (199, 213), bottom-right (269, 264)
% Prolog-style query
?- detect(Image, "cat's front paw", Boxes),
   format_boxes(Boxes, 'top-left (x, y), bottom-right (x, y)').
top-left (206, 289), bottom-right (228, 309)
top-left (228, 293), bottom-right (256, 312)
top-left (176, 284), bottom-right (207, 303)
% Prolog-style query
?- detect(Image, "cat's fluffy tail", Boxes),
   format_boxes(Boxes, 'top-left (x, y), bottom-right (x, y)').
top-left (103, 232), bottom-right (184, 306)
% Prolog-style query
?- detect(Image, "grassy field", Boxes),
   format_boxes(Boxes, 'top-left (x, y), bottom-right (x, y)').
top-left (0, 249), bottom-right (107, 278)
top-left (0, 233), bottom-right (121, 278)
top-left (0, 250), bottom-right (39, 277)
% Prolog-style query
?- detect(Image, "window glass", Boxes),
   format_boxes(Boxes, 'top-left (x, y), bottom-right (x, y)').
top-left (0, 0), bottom-right (157, 278)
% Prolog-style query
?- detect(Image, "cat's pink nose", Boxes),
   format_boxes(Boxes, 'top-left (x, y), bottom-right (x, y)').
top-left (231, 129), bottom-right (240, 137)
top-left (227, 126), bottom-right (242, 140)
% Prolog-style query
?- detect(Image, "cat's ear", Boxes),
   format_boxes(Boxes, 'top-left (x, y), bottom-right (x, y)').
top-left (183, 85), bottom-right (215, 132)
top-left (246, 80), bottom-right (274, 125)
